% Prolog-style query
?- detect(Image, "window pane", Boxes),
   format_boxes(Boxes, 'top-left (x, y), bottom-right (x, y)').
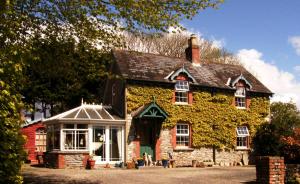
top-left (77, 124), bottom-right (88, 129)
top-left (175, 81), bottom-right (189, 91)
top-left (76, 130), bottom-right (88, 150)
top-left (64, 124), bottom-right (74, 129)
top-left (93, 127), bottom-right (105, 161)
top-left (235, 97), bottom-right (246, 108)
top-left (175, 91), bottom-right (188, 103)
top-left (64, 130), bottom-right (75, 149)
top-left (236, 126), bottom-right (249, 136)
top-left (176, 124), bottom-right (190, 147)
top-left (36, 128), bottom-right (46, 152)
top-left (235, 87), bottom-right (246, 97)
top-left (109, 126), bottom-right (122, 161)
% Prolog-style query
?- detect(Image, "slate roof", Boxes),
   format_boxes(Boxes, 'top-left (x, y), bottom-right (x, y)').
top-left (112, 50), bottom-right (272, 94)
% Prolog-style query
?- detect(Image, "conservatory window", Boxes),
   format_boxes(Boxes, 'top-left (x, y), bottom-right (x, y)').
top-left (236, 126), bottom-right (250, 149)
top-left (47, 124), bottom-right (60, 151)
top-left (175, 81), bottom-right (189, 104)
top-left (176, 124), bottom-right (190, 147)
top-left (235, 87), bottom-right (246, 109)
top-left (62, 124), bottom-right (88, 150)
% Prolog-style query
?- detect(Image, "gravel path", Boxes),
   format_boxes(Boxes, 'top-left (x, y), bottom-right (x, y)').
top-left (22, 165), bottom-right (256, 184)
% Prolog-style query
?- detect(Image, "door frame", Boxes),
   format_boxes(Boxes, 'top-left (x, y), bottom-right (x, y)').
top-left (89, 124), bottom-right (125, 164)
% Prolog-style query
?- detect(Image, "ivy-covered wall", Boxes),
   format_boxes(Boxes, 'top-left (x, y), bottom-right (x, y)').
top-left (126, 84), bottom-right (270, 149)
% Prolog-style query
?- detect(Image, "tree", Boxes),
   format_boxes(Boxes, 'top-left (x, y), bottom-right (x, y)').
top-left (253, 102), bottom-right (300, 163)
top-left (22, 36), bottom-right (111, 116)
top-left (122, 32), bottom-right (240, 65)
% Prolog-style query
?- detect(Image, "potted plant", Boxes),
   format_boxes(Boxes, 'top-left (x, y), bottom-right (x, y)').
top-left (137, 158), bottom-right (145, 167)
top-left (87, 154), bottom-right (96, 169)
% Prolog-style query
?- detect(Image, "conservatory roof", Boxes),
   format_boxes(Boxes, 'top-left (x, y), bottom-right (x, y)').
top-left (43, 102), bottom-right (125, 123)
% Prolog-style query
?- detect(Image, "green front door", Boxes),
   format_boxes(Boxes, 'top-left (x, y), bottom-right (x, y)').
top-left (140, 120), bottom-right (155, 160)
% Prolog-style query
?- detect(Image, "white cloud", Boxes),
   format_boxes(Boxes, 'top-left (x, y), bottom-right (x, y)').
top-left (288, 36), bottom-right (300, 56)
top-left (294, 65), bottom-right (300, 73)
top-left (237, 49), bottom-right (300, 108)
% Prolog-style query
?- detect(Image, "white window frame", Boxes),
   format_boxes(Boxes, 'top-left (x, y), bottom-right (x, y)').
top-left (236, 126), bottom-right (250, 150)
top-left (176, 124), bottom-right (190, 148)
top-left (235, 87), bottom-right (246, 109)
top-left (62, 124), bottom-right (89, 151)
top-left (35, 128), bottom-right (46, 152)
top-left (175, 81), bottom-right (189, 104)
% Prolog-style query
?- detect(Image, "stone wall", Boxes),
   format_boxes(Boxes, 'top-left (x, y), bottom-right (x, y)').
top-left (256, 156), bottom-right (285, 184)
top-left (45, 152), bottom-right (89, 169)
top-left (286, 164), bottom-right (300, 183)
top-left (126, 120), bottom-right (250, 166)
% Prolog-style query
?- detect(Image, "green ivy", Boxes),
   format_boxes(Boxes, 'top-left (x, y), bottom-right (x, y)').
top-left (127, 85), bottom-right (270, 149)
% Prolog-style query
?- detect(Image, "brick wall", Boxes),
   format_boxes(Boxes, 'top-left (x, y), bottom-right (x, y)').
top-left (21, 121), bottom-right (45, 163)
top-left (256, 156), bottom-right (285, 184)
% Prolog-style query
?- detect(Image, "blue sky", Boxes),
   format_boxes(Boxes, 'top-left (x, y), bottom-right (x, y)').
top-left (181, 0), bottom-right (300, 107)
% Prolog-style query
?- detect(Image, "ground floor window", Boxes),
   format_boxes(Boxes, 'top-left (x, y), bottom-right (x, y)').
top-left (62, 124), bottom-right (88, 150)
top-left (176, 123), bottom-right (190, 147)
top-left (236, 126), bottom-right (249, 149)
top-left (36, 128), bottom-right (46, 152)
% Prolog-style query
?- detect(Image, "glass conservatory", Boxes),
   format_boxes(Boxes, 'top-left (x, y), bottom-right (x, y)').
top-left (43, 102), bottom-right (126, 168)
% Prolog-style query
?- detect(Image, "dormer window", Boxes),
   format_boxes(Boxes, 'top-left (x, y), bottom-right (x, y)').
top-left (235, 87), bottom-right (246, 109)
top-left (175, 81), bottom-right (189, 104)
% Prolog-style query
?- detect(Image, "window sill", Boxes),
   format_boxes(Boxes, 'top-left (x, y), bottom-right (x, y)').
top-left (174, 147), bottom-right (194, 151)
top-left (49, 150), bottom-right (90, 154)
top-left (174, 102), bottom-right (190, 105)
top-left (235, 147), bottom-right (250, 151)
top-left (236, 107), bottom-right (246, 110)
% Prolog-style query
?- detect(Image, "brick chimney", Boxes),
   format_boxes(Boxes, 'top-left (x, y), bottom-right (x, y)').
top-left (186, 34), bottom-right (200, 66)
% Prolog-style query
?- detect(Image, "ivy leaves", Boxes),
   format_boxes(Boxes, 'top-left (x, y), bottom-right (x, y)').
top-left (127, 85), bottom-right (269, 149)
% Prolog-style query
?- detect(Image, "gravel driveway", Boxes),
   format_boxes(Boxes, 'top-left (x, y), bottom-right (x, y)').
top-left (22, 164), bottom-right (256, 184)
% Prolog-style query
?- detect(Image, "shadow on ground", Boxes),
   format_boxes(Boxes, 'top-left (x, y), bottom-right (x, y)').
top-left (23, 172), bottom-right (101, 184)
top-left (241, 181), bottom-right (257, 184)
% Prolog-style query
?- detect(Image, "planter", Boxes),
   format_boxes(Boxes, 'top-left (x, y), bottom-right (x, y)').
top-left (162, 159), bottom-right (169, 168)
top-left (137, 159), bottom-right (145, 167)
top-left (87, 159), bottom-right (96, 169)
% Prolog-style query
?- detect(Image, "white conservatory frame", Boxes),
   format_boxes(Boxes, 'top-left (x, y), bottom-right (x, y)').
top-left (43, 102), bottom-right (126, 165)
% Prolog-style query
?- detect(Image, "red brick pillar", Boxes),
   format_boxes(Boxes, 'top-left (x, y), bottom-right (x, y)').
top-left (57, 154), bottom-right (65, 169)
top-left (256, 156), bottom-right (285, 184)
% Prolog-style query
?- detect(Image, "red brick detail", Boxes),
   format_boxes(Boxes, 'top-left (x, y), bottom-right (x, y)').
top-left (155, 137), bottom-right (162, 160)
top-left (191, 46), bottom-right (200, 65)
top-left (82, 153), bottom-right (89, 168)
top-left (188, 92), bottom-right (193, 104)
top-left (21, 121), bottom-right (46, 163)
top-left (256, 156), bottom-right (285, 184)
top-left (172, 91), bottom-right (175, 103)
top-left (176, 75), bottom-right (188, 81)
top-left (57, 154), bottom-right (65, 169)
top-left (134, 140), bottom-right (140, 158)
top-left (189, 125), bottom-right (193, 147)
top-left (246, 97), bottom-right (251, 109)
top-left (170, 127), bottom-right (176, 149)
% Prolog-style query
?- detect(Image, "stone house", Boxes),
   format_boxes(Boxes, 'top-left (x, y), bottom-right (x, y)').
top-left (104, 34), bottom-right (272, 166)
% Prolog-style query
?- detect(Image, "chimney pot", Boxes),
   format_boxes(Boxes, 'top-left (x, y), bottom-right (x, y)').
top-left (187, 34), bottom-right (200, 66)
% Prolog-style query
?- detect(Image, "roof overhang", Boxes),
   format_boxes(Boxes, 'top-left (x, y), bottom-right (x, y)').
top-left (133, 101), bottom-right (168, 119)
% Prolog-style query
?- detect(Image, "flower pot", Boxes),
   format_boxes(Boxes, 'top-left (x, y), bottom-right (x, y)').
top-left (162, 159), bottom-right (169, 168)
top-left (137, 160), bottom-right (144, 167)
top-left (87, 159), bottom-right (96, 169)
